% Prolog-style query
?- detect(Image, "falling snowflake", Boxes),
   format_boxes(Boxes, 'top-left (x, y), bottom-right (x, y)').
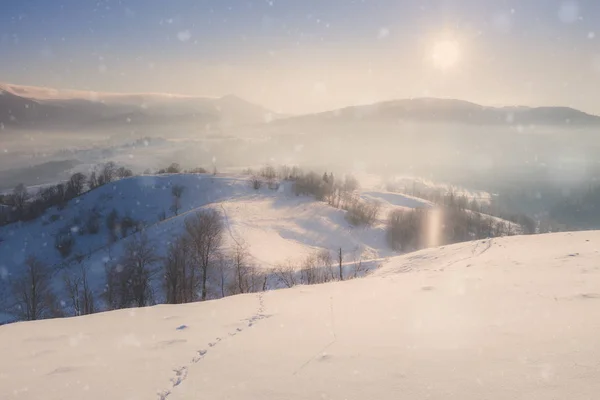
top-left (177, 30), bottom-right (192, 42)
top-left (378, 27), bottom-right (390, 39)
top-left (558, 1), bottom-right (579, 24)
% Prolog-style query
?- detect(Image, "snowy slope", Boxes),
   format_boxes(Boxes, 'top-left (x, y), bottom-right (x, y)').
top-left (219, 195), bottom-right (396, 266)
top-left (0, 174), bottom-right (403, 305)
top-left (0, 173), bottom-right (520, 303)
top-left (0, 175), bottom-right (252, 271)
top-left (2, 231), bottom-right (600, 399)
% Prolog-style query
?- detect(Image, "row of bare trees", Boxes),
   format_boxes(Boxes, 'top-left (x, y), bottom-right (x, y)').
top-left (273, 247), bottom-right (369, 288)
top-left (154, 163), bottom-right (209, 175)
top-left (0, 162), bottom-right (133, 226)
top-left (2, 202), bottom-right (374, 322)
top-left (386, 206), bottom-right (521, 252)
top-left (292, 169), bottom-right (381, 227)
top-left (249, 165), bottom-right (381, 228)
top-left (4, 252), bottom-right (105, 320)
top-left (89, 162), bottom-right (133, 190)
top-left (386, 182), bottom-right (536, 235)
top-left (163, 210), bottom-right (269, 303)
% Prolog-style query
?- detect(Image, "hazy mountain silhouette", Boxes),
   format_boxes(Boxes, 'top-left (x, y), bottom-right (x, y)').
top-left (275, 98), bottom-right (600, 127)
top-left (3, 83), bottom-right (599, 131)
top-left (0, 83), bottom-right (274, 129)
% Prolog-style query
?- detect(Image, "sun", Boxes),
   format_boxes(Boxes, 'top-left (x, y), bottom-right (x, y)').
top-left (431, 39), bottom-right (460, 70)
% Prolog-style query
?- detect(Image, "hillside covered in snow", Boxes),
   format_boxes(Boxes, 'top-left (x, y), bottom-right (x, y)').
top-left (0, 173), bottom-right (396, 277)
top-left (0, 171), bottom-right (528, 321)
top-left (1, 231), bottom-right (599, 399)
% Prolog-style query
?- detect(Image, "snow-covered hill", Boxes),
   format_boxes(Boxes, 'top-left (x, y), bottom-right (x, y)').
top-left (2, 231), bottom-right (599, 399)
top-left (0, 174), bottom-right (424, 303)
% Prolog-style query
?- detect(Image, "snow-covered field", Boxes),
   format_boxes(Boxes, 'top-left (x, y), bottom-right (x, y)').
top-left (2, 231), bottom-right (599, 399)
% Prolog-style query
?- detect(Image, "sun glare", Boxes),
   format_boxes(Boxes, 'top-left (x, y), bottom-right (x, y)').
top-left (431, 39), bottom-right (460, 70)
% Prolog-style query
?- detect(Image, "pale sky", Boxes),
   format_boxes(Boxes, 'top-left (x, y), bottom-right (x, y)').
top-left (1, 0), bottom-right (599, 114)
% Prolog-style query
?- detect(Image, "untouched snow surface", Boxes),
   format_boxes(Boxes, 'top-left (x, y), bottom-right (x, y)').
top-left (2, 231), bottom-right (600, 399)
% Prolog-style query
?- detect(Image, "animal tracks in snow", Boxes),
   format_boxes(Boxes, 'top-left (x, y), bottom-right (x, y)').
top-left (156, 293), bottom-right (269, 400)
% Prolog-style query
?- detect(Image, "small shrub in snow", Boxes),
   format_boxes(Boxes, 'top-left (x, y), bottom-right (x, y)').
top-left (120, 216), bottom-right (138, 238)
top-left (274, 261), bottom-right (298, 288)
top-left (158, 210), bottom-right (167, 221)
top-left (85, 210), bottom-right (101, 235)
top-left (166, 163), bottom-right (182, 174)
top-left (55, 231), bottom-right (75, 258)
top-left (344, 199), bottom-right (380, 226)
top-left (250, 176), bottom-right (263, 190)
top-left (170, 185), bottom-right (185, 216)
top-left (116, 167), bottom-right (133, 179)
top-left (106, 209), bottom-right (119, 243)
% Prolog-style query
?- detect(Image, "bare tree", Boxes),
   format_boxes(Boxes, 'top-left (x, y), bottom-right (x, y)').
top-left (166, 163), bottom-right (181, 173)
top-left (216, 253), bottom-right (230, 298)
top-left (317, 249), bottom-right (335, 282)
top-left (386, 208), bottom-right (428, 251)
top-left (250, 175), bottom-right (263, 190)
top-left (261, 165), bottom-right (277, 181)
top-left (98, 161), bottom-right (117, 185)
top-left (343, 175), bottom-right (360, 193)
top-left (274, 260), bottom-right (298, 288)
top-left (119, 233), bottom-right (159, 307)
top-left (185, 210), bottom-right (224, 301)
top-left (102, 249), bottom-right (120, 310)
top-left (352, 247), bottom-right (365, 278)
top-left (54, 183), bottom-right (68, 209)
top-left (88, 171), bottom-right (99, 189)
top-left (39, 186), bottom-right (57, 206)
top-left (67, 172), bottom-right (87, 197)
top-left (63, 255), bottom-right (95, 316)
top-left (278, 165), bottom-right (291, 180)
top-left (170, 185), bottom-right (185, 216)
top-left (300, 254), bottom-right (319, 285)
top-left (338, 248), bottom-right (344, 281)
top-left (260, 165), bottom-right (278, 189)
top-left (226, 242), bottom-right (266, 294)
top-left (11, 183), bottom-right (29, 218)
top-left (10, 256), bottom-right (58, 321)
top-left (231, 242), bottom-right (251, 294)
top-left (163, 236), bottom-right (194, 304)
top-left (116, 166), bottom-right (133, 179)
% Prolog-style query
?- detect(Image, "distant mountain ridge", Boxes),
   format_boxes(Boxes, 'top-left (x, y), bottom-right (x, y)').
top-left (275, 97), bottom-right (600, 127)
top-left (2, 82), bottom-right (599, 130)
top-left (0, 82), bottom-right (275, 129)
